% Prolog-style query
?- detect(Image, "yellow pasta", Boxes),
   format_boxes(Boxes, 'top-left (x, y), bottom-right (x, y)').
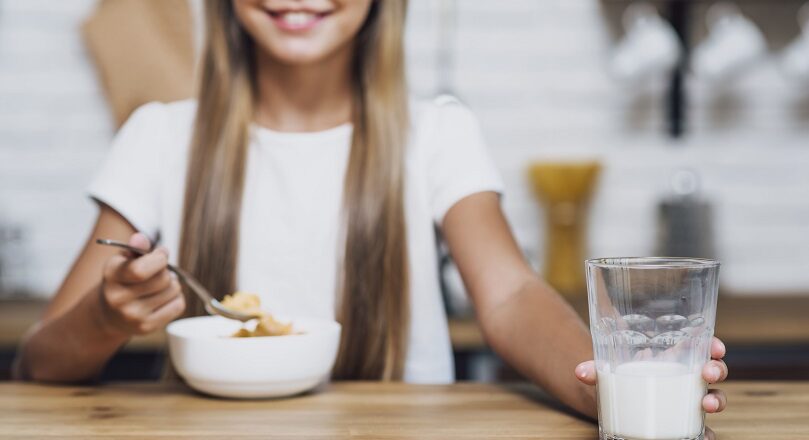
top-left (220, 291), bottom-right (294, 337)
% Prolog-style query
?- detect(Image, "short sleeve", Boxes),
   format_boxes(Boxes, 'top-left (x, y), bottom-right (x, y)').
top-left (423, 96), bottom-right (505, 224)
top-left (87, 102), bottom-right (168, 240)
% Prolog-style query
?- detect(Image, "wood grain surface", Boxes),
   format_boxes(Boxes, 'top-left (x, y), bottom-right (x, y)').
top-left (0, 381), bottom-right (806, 439)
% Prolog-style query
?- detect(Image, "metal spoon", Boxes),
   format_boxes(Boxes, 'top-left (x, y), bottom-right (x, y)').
top-left (95, 239), bottom-right (260, 322)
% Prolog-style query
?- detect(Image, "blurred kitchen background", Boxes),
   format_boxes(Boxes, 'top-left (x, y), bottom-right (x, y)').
top-left (1, 0), bottom-right (808, 381)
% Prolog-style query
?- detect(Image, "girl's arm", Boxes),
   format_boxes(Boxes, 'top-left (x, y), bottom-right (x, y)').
top-left (442, 192), bottom-right (596, 417)
top-left (13, 206), bottom-right (184, 382)
top-left (444, 192), bottom-right (729, 418)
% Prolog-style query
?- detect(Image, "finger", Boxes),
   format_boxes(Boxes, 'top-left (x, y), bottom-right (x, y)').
top-left (711, 337), bottom-right (726, 360)
top-left (131, 270), bottom-right (173, 297)
top-left (117, 249), bottom-right (169, 284)
top-left (704, 427), bottom-right (716, 440)
top-left (127, 232), bottom-right (152, 253)
top-left (103, 254), bottom-right (129, 282)
top-left (703, 389), bottom-right (727, 413)
top-left (146, 295), bottom-right (185, 329)
top-left (702, 359), bottom-right (729, 383)
top-left (140, 278), bottom-right (183, 312)
top-left (132, 294), bottom-right (185, 335)
top-left (574, 361), bottom-right (597, 385)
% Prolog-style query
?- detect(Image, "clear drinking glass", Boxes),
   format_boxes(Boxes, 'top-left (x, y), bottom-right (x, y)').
top-left (586, 257), bottom-right (720, 440)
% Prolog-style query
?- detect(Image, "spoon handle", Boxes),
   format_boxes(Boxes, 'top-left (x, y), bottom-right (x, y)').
top-left (95, 239), bottom-right (257, 322)
top-left (95, 239), bottom-right (211, 302)
top-left (95, 238), bottom-right (149, 257)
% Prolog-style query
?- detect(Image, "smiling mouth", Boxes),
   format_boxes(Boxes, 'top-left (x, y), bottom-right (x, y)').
top-left (267, 10), bottom-right (331, 31)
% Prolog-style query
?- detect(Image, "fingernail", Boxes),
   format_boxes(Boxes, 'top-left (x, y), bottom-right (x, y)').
top-left (575, 365), bottom-right (586, 378)
top-left (709, 396), bottom-right (719, 411)
top-left (709, 366), bottom-right (721, 380)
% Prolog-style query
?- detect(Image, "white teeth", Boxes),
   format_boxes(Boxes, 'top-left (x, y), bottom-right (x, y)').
top-left (282, 12), bottom-right (315, 26)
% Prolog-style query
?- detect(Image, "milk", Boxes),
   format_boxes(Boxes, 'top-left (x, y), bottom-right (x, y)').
top-left (597, 361), bottom-right (706, 440)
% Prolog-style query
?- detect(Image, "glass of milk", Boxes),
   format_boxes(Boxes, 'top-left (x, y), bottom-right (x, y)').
top-left (586, 257), bottom-right (720, 440)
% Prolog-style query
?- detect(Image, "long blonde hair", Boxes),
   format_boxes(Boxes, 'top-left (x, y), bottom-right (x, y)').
top-left (178, 1), bottom-right (410, 380)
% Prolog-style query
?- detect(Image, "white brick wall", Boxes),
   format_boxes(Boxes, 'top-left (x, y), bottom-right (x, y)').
top-left (1, 0), bottom-right (807, 297)
top-left (0, 0), bottom-right (111, 295)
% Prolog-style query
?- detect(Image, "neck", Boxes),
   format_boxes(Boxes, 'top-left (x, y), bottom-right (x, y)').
top-left (254, 47), bottom-right (354, 132)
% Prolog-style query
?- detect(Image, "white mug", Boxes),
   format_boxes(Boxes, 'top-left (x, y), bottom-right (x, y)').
top-left (609, 2), bottom-right (681, 83)
top-left (780, 2), bottom-right (809, 82)
top-left (691, 2), bottom-right (766, 82)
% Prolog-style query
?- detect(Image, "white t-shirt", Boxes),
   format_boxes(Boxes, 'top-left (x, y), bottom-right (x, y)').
top-left (88, 96), bottom-right (503, 383)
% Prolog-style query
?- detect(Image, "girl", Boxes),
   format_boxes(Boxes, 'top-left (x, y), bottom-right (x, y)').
top-left (15, 0), bottom-right (727, 419)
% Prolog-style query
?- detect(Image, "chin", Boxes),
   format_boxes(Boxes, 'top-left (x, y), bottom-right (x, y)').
top-left (265, 43), bottom-right (334, 66)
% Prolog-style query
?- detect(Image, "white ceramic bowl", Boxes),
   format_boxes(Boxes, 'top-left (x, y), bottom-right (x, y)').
top-left (167, 315), bottom-right (341, 399)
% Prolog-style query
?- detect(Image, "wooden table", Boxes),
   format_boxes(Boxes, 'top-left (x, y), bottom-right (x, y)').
top-left (0, 381), bottom-right (806, 439)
